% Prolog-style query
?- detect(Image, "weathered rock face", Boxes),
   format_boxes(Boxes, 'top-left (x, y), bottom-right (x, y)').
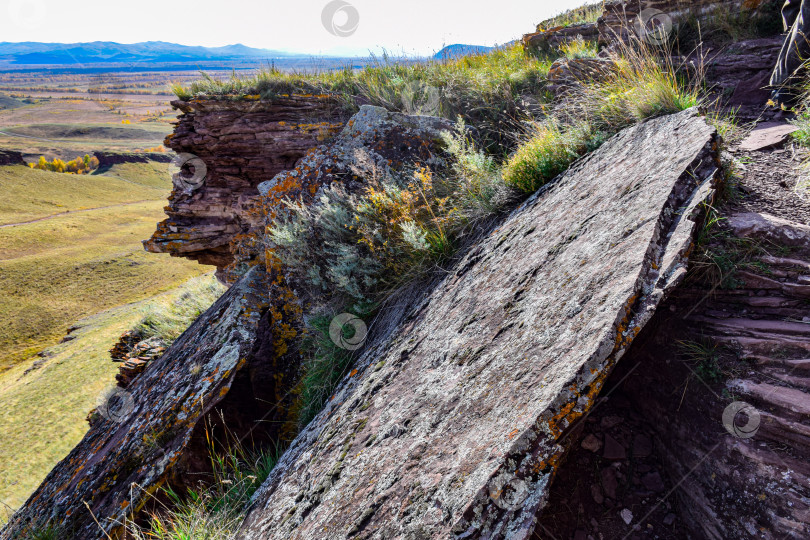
top-left (93, 151), bottom-right (173, 168)
top-left (540, 211), bottom-right (810, 539)
top-left (673, 213), bottom-right (810, 539)
top-left (522, 22), bottom-right (600, 52)
top-left (1, 267), bottom-right (276, 540)
top-left (238, 110), bottom-right (719, 539)
top-left (598, 0), bottom-right (768, 46)
top-left (522, 0), bottom-right (771, 52)
top-left (144, 96), bottom-right (346, 281)
top-left (704, 36), bottom-right (783, 107)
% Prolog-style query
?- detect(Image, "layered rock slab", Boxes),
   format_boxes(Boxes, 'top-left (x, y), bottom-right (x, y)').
top-left (2, 267), bottom-right (272, 540)
top-left (144, 96), bottom-right (345, 280)
top-left (238, 110), bottom-right (720, 539)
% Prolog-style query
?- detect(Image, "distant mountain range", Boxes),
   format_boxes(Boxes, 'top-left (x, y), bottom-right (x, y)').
top-left (0, 41), bottom-right (500, 67)
top-left (433, 44), bottom-right (494, 60)
top-left (0, 41), bottom-right (298, 65)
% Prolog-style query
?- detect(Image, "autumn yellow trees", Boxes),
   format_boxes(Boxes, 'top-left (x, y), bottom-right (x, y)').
top-left (29, 154), bottom-right (100, 174)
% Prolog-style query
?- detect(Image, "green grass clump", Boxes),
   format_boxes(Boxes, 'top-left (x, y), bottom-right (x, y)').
top-left (502, 121), bottom-right (599, 193)
top-left (135, 275), bottom-right (226, 344)
top-left (560, 37), bottom-right (599, 60)
top-left (791, 109), bottom-right (810, 148)
top-left (129, 440), bottom-right (280, 540)
top-left (504, 40), bottom-right (701, 193)
top-left (296, 313), bottom-right (360, 428)
top-left (677, 339), bottom-right (723, 383)
top-left (578, 45), bottom-right (701, 131)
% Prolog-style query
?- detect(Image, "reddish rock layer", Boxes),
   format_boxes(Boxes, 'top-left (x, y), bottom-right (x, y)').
top-left (143, 96), bottom-right (346, 281)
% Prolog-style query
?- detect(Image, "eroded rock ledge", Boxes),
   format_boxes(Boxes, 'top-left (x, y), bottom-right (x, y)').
top-left (143, 95), bottom-right (346, 281)
top-left (237, 110), bottom-right (719, 539)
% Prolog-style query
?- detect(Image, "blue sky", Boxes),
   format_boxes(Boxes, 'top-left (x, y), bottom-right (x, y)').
top-left (1, 0), bottom-right (592, 56)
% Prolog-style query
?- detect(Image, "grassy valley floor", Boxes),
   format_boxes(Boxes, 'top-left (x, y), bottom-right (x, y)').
top-left (0, 161), bottom-right (209, 517)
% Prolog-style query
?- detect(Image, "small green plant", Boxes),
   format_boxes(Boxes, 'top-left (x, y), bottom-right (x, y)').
top-left (502, 120), bottom-right (598, 193)
top-left (791, 110), bottom-right (810, 148)
top-left (439, 118), bottom-right (516, 220)
top-left (677, 339), bottom-right (723, 382)
top-left (692, 204), bottom-right (778, 289)
top-left (296, 312), bottom-right (361, 428)
top-left (560, 37), bottom-right (599, 60)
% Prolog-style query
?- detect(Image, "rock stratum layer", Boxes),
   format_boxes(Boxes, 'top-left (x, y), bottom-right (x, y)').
top-left (523, 0), bottom-right (775, 51)
top-left (238, 110), bottom-right (719, 539)
top-left (143, 95), bottom-right (346, 281)
top-left (539, 210), bottom-right (810, 539)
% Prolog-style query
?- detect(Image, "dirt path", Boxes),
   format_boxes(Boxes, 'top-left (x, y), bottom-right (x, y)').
top-left (0, 128), bottom-right (65, 143)
top-left (0, 199), bottom-right (157, 229)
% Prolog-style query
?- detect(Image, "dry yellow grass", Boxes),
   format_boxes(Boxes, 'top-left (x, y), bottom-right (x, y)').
top-left (0, 275), bottom-right (221, 517)
top-left (0, 163), bottom-right (206, 372)
top-left (0, 164), bottom-right (167, 225)
top-left (0, 160), bottom-right (214, 518)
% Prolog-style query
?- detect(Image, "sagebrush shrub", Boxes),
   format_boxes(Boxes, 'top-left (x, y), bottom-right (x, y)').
top-left (270, 122), bottom-right (511, 307)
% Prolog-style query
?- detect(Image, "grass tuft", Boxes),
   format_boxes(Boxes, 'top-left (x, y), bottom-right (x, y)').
top-left (677, 339), bottom-right (723, 383)
top-left (135, 275), bottom-right (226, 344)
top-left (503, 121), bottom-right (599, 193)
top-left (504, 38), bottom-right (702, 193)
top-left (296, 312), bottom-right (362, 428)
top-left (560, 37), bottom-right (599, 60)
top-left (128, 437), bottom-right (280, 540)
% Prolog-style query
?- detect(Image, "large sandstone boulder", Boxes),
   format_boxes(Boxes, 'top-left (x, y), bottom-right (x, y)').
top-left (237, 110), bottom-right (720, 539)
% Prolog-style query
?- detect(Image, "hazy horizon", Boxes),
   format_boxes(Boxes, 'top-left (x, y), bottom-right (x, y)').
top-left (2, 0), bottom-right (592, 57)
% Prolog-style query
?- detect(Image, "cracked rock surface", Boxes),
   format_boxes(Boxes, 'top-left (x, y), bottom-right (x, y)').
top-left (238, 110), bottom-right (719, 539)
